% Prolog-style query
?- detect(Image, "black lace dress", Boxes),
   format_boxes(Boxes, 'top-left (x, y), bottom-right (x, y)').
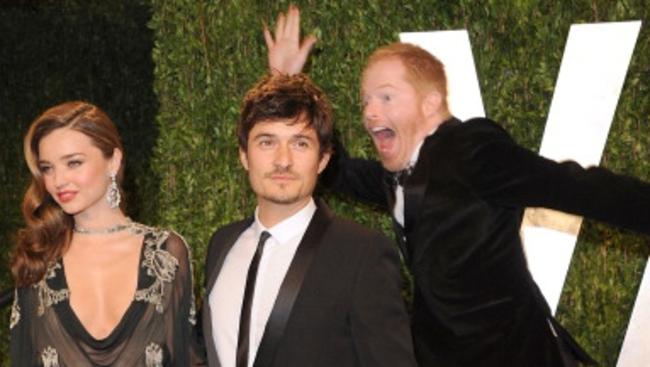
top-left (9, 224), bottom-right (205, 366)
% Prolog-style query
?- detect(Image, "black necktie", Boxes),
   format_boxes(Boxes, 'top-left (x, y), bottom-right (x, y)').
top-left (236, 231), bottom-right (271, 367)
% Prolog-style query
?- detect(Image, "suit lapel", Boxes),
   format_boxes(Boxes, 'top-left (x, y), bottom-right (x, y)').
top-left (204, 218), bottom-right (253, 367)
top-left (205, 218), bottom-right (254, 292)
top-left (401, 117), bottom-right (461, 263)
top-left (253, 200), bottom-right (334, 367)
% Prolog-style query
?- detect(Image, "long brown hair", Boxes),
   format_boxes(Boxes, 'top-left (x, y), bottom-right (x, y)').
top-left (11, 101), bottom-right (125, 287)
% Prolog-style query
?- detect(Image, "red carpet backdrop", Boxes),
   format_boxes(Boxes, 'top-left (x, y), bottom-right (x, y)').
top-left (1, 1), bottom-right (649, 366)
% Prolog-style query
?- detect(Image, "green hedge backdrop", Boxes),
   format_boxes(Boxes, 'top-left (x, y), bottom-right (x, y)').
top-left (1, 1), bottom-right (649, 366)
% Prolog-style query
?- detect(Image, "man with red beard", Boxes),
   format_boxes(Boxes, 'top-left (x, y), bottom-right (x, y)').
top-left (265, 6), bottom-right (650, 367)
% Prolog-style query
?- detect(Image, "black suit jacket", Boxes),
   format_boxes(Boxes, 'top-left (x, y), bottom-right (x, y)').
top-left (202, 201), bottom-right (417, 367)
top-left (322, 117), bottom-right (650, 367)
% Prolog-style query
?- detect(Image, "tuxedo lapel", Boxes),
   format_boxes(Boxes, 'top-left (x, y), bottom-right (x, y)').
top-left (402, 165), bottom-right (426, 256)
top-left (401, 118), bottom-right (461, 264)
top-left (205, 218), bottom-right (254, 293)
top-left (253, 200), bottom-right (334, 367)
top-left (204, 217), bottom-right (253, 367)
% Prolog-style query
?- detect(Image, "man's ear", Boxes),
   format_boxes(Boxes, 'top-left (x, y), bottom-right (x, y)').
top-left (422, 90), bottom-right (443, 119)
top-left (317, 151), bottom-right (331, 174)
top-left (239, 148), bottom-right (249, 170)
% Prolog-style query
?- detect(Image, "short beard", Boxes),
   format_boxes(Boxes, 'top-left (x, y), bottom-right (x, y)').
top-left (258, 187), bottom-right (302, 205)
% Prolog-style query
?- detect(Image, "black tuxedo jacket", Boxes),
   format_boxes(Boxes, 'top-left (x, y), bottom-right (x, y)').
top-left (201, 201), bottom-right (417, 367)
top-left (322, 117), bottom-right (650, 367)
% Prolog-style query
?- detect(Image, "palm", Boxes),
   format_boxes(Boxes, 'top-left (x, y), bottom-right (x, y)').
top-left (264, 5), bottom-right (316, 75)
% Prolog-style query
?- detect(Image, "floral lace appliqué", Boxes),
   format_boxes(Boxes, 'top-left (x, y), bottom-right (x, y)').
top-left (35, 262), bottom-right (70, 316)
top-left (41, 346), bottom-right (60, 367)
top-left (135, 228), bottom-right (179, 313)
top-left (145, 342), bottom-right (164, 367)
top-left (10, 289), bottom-right (20, 329)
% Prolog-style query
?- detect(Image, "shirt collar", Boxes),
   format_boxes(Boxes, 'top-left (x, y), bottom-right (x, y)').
top-left (253, 198), bottom-right (317, 244)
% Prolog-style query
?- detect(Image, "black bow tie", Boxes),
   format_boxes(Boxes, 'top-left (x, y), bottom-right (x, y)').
top-left (393, 167), bottom-right (412, 186)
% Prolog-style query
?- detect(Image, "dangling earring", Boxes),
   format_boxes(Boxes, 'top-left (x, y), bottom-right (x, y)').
top-left (106, 172), bottom-right (121, 209)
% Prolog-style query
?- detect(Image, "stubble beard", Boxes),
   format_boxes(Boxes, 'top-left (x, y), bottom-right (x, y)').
top-left (258, 169), bottom-right (304, 205)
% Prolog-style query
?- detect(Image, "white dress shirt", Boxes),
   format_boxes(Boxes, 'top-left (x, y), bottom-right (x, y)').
top-left (209, 199), bottom-right (317, 367)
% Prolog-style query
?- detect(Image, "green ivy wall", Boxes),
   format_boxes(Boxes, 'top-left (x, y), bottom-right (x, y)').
top-left (1, 1), bottom-right (649, 366)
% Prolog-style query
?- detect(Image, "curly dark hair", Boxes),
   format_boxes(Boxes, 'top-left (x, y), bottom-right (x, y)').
top-left (238, 73), bottom-right (333, 156)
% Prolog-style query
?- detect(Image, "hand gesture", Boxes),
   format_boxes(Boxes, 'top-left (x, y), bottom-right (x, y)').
top-left (264, 5), bottom-right (317, 75)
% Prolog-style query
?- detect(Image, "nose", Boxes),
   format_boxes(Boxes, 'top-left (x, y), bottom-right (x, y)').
top-left (363, 98), bottom-right (379, 123)
top-left (52, 169), bottom-right (68, 190)
top-left (273, 143), bottom-right (293, 169)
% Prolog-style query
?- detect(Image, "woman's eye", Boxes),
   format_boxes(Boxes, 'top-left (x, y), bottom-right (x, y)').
top-left (68, 160), bottom-right (83, 168)
top-left (39, 165), bottom-right (52, 174)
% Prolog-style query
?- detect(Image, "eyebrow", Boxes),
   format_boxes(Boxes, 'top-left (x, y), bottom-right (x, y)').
top-left (37, 152), bottom-right (86, 164)
top-left (292, 133), bottom-right (316, 141)
top-left (251, 133), bottom-right (275, 140)
top-left (251, 131), bottom-right (317, 142)
top-left (373, 83), bottom-right (398, 90)
top-left (361, 83), bottom-right (397, 96)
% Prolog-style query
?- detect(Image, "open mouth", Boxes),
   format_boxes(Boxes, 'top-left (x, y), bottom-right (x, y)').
top-left (369, 126), bottom-right (396, 152)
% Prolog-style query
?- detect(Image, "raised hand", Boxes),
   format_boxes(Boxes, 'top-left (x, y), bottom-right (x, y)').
top-left (264, 5), bottom-right (317, 75)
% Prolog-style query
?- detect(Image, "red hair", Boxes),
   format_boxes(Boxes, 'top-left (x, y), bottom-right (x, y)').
top-left (364, 42), bottom-right (450, 117)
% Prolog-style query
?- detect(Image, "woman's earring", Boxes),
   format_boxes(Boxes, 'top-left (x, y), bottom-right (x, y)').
top-left (106, 172), bottom-right (121, 209)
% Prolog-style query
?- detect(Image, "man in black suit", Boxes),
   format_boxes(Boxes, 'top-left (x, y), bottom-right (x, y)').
top-left (202, 73), bottom-right (417, 367)
top-left (264, 9), bottom-right (650, 366)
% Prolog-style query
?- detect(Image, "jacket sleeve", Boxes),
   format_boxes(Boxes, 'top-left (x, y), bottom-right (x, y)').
top-left (455, 118), bottom-right (650, 234)
top-left (349, 232), bottom-right (418, 367)
top-left (320, 135), bottom-right (389, 210)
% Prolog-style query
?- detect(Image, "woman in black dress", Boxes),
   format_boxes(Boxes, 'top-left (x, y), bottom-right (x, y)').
top-left (9, 101), bottom-right (204, 366)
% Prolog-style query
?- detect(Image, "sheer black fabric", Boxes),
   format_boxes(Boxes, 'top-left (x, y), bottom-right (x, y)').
top-left (10, 225), bottom-right (205, 366)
